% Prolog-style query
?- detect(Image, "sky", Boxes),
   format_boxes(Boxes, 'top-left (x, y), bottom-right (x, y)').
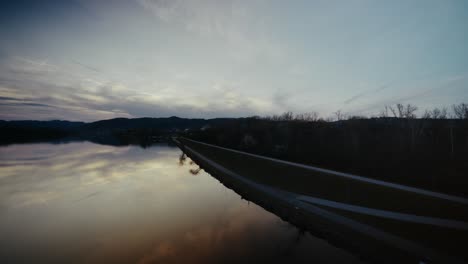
top-left (0, 0), bottom-right (467, 121)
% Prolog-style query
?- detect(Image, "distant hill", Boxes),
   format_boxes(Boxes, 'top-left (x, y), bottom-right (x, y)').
top-left (82, 116), bottom-right (233, 131)
top-left (0, 117), bottom-right (235, 146)
top-left (0, 116), bottom-right (235, 131)
top-left (0, 120), bottom-right (86, 130)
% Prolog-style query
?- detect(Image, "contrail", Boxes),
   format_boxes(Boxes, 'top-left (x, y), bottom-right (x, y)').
top-left (71, 59), bottom-right (102, 73)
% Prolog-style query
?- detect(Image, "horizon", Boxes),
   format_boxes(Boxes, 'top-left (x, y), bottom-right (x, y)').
top-left (1, 0), bottom-right (468, 121)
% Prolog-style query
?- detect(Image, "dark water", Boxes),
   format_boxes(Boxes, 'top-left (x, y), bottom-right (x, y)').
top-left (0, 142), bottom-right (361, 264)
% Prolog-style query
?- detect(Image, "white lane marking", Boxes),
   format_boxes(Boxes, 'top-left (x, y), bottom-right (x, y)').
top-left (183, 138), bottom-right (468, 205)
top-left (297, 195), bottom-right (468, 230)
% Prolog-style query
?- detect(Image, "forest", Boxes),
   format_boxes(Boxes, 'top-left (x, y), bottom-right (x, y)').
top-left (186, 103), bottom-right (468, 197)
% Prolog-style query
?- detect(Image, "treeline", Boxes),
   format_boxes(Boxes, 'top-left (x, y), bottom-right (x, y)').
top-left (261, 102), bottom-right (468, 122)
top-left (186, 103), bottom-right (468, 197)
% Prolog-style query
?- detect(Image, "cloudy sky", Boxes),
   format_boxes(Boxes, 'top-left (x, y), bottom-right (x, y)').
top-left (1, 0), bottom-right (467, 121)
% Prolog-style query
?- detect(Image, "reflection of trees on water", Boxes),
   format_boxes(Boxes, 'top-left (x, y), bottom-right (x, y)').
top-left (179, 153), bottom-right (186, 166)
top-left (179, 152), bottom-right (201, 175)
top-left (189, 167), bottom-right (201, 175)
top-left (279, 228), bottom-right (306, 257)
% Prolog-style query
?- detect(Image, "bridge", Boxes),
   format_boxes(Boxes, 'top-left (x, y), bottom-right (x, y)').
top-left (174, 137), bottom-right (468, 263)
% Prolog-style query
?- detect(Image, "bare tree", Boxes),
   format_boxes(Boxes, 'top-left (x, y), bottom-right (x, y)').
top-left (440, 107), bottom-right (448, 119)
top-left (280, 111), bottom-right (294, 121)
top-left (422, 110), bottom-right (431, 119)
top-left (334, 110), bottom-right (345, 121)
top-left (295, 112), bottom-right (320, 122)
top-left (379, 106), bottom-right (390, 118)
top-left (396, 103), bottom-right (405, 117)
top-left (387, 105), bottom-right (398, 117)
top-left (385, 103), bottom-right (417, 118)
top-left (431, 107), bottom-right (447, 119)
top-left (402, 104), bottom-right (418, 118)
top-left (432, 108), bottom-right (442, 119)
top-left (452, 103), bottom-right (468, 119)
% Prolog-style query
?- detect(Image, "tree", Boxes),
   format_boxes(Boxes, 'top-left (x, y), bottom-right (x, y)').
top-left (422, 110), bottom-right (431, 119)
top-left (423, 107), bottom-right (448, 119)
top-left (280, 111), bottom-right (294, 121)
top-left (402, 103), bottom-right (418, 118)
top-left (380, 105), bottom-right (390, 117)
top-left (452, 103), bottom-right (468, 119)
top-left (383, 103), bottom-right (418, 118)
top-left (396, 103), bottom-right (405, 117)
top-left (334, 110), bottom-right (345, 121)
top-left (266, 111), bottom-right (294, 121)
top-left (294, 112), bottom-right (320, 122)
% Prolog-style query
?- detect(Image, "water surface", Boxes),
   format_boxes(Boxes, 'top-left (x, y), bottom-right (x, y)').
top-left (0, 142), bottom-right (361, 263)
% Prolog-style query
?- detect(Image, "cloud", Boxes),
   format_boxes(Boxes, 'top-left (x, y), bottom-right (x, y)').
top-left (1, 102), bottom-right (56, 108)
top-left (0, 55), bottom-right (274, 120)
top-left (0, 96), bottom-right (25, 101)
top-left (138, 0), bottom-right (284, 63)
top-left (272, 91), bottom-right (291, 110)
top-left (138, 0), bottom-right (248, 36)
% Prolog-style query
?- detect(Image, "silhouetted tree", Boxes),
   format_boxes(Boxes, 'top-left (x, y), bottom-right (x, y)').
top-left (294, 112), bottom-right (320, 122)
top-left (452, 103), bottom-right (468, 119)
top-left (334, 110), bottom-right (345, 121)
top-left (383, 103), bottom-right (417, 118)
top-left (423, 107), bottom-right (448, 119)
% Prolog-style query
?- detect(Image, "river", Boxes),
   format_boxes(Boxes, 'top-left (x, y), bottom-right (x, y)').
top-left (0, 142), bottom-right (362, 263)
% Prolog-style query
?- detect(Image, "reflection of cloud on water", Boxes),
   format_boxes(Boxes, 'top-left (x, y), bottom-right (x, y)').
top-left (0, 142), bottom-right (181, 209)
top-left (136, 202), bottom-right (295, 264)
top-left (8, 191), bottom-right (60, 208)
top-left (0, 143), bottom-right (361, 264)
